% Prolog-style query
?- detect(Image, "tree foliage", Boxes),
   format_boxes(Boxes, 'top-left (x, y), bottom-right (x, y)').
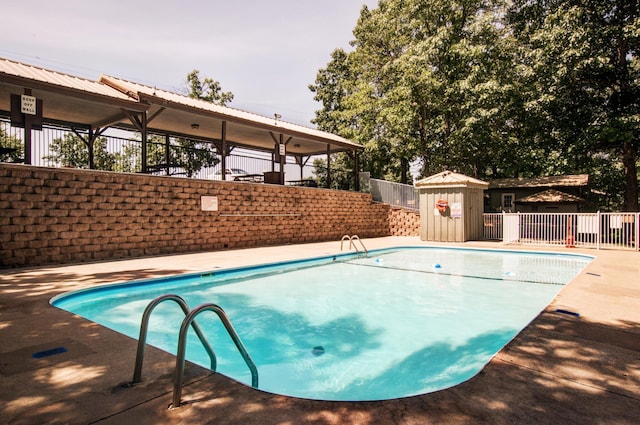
top-left (508, 0), bottom-right (639, 211)
top-left (0, 127), bottom-right (23, 162)
top-left (312, 0), bottom-right (520, 183)
top-left (44, 133), bottom-right (117, 170)
top-left (185, 70), bottom-right (234, 106)
top-left (310, 0), bottom-right (640, 210)
top-left (152, 69), bottom-right (237, 176)
top-left (145, 135), bottom-right (219, 178)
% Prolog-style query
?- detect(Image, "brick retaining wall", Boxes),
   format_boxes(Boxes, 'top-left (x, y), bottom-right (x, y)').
top-left (389, 207), bottom-right (420, 236)
top-left (1, 164), bottom-right (403, 268)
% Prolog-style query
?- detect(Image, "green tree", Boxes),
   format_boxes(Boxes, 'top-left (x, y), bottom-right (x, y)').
top-left (311, 155), bottom-right (357, 190)
top-left (112, 141), bottom-right (141, 173)
top-left (185, 70), bottom-right (234, 106)
top-left (311, 0), bottom-right (638, 210)
top-left (146, 69), bottom-right (236, 176)
top-left (139, 70), bottom-right (234, 176)
top-left (44, 133), bottom-right (116, 170)
top-left (311, 0), bottom-right (518, 183)
top-left (145, 135), bottom-right (219, 178)
top-left (0, 127), bottom-right (23, 162)
top-left (508, 0), bottom-right (640, 211)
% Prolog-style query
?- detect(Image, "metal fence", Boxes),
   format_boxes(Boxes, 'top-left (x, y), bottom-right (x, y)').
top-left (363, 175), bottom-right (419, 211)
top-left (483, 212), bottom-right (640, 251)
top-left (0, 118), bottom-right (316, 180)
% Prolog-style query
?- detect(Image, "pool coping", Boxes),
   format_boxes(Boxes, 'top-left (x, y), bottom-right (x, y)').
top-left (1, 236), bottom-right (639, 424)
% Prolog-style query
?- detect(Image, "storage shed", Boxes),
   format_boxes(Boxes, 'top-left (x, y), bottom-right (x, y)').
top-left (415, 171), bottom-right (489, 242)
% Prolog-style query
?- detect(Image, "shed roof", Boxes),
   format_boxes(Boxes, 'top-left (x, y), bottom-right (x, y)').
top-left (489, 174), bottom-right (589, 189)
top-left (415, 171), bottom-right (489, 189)
top-left (516, 189), bottom-right (586, 204)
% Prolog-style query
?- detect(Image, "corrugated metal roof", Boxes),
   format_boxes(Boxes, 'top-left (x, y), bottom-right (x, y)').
top-left (516, 189), bottom-right (585, 203)
top-left (415, 171), bottom-right (489, 189)
top-left (1, 56), bottom-right (361, 154)
top-left (489, 174), bottom-right (589, 189)
top-left (0, 57), bottom-right (136, 101)
top-left (99, 75), bottom-right (361, 149)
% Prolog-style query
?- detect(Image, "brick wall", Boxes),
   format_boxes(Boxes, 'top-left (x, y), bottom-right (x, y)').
top-left (1, 164), bottom-right (395, 268)
top-left (389, 207), bottom-right (420, 236)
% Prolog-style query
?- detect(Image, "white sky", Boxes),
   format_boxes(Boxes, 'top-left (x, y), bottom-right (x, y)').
top-left (1, 0), bottom-right (377, 126)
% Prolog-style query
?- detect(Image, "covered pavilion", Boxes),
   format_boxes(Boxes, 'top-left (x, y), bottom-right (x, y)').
top-left (0, 57), bottom-right (363, 189)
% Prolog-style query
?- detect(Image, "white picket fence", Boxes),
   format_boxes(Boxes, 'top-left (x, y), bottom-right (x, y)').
top-left (482, 212), bottom-right (640, 251)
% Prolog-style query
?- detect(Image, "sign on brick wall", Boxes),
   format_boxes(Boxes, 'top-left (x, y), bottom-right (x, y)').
top-left (201, 196), bottom-right (218, 211)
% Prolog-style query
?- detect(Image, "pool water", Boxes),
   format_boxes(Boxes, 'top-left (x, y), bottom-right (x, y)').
top-left (52, 247), bottom-right (591, 401)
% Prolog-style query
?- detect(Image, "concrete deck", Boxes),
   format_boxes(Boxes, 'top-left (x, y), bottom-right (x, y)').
top-left (1, 237), bottom-right (638, 424)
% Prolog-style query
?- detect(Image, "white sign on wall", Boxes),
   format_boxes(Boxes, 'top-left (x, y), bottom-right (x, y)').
top-left (201, 196), bottom-right (218, 211)
top-left (21, 95), bottom-right (37, 115)
top-left (450, 202), bottom-right (462, 218)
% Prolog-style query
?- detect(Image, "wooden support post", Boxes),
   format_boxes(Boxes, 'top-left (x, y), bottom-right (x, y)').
top-left (326, 144), bottom-right (331, 189)
top-left (23, 89), bottom-right (32, 165)
top-left (164, 134), bottom-right (171, 175)
top-left (354, 150), bottom-right (360, 192)
top-left (141, 112), bottom-right (148, 173)
top-left (87, 128), bottom-right (94, 169)
top-left (279, 133), bottom-right (285, 175)
top-left (221, 121), bottom-right (227, 180)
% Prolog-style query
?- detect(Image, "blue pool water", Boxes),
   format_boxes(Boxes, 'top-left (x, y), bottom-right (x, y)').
top-left (51, 247), bottom-right (591, 401)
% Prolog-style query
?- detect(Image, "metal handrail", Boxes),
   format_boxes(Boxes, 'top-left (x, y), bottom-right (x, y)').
top-left (350, 235), bottom-right (368, 254)
top-left (340, 234), bottom-right (368, 254)
top-left (171, 303), bottom-right (258, 409)
top-left (340, 234), bottom-right (352, 251)
top-left (131, 294), bottom-right (216, 384)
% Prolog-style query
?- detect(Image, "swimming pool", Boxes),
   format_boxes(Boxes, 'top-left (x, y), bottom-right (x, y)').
top-left (51, 247), bottom-right (591, 401)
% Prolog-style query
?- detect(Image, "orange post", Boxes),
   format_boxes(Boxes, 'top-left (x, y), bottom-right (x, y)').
top-left (566, 216), bottom-right (575, 248)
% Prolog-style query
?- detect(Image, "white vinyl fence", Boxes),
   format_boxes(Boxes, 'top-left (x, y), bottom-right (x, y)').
top-left (482, 212), bottom-right (640, 251)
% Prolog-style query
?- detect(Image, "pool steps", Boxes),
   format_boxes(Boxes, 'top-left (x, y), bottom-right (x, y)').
top-left (128, 294), bottom-right (258, 409)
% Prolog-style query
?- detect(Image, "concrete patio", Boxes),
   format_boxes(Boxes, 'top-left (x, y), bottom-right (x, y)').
top-left (1, 237), bottom-right (638, 424)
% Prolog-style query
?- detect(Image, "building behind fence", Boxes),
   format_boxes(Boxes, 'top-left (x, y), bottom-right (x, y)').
top-left (483, 212), bottom-right (639, 251)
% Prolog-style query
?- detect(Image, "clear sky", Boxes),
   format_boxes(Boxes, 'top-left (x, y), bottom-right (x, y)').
top-left (1, 0), bottom-right (377, 126)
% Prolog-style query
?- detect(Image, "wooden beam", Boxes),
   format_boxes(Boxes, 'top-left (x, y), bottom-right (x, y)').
top-left (141, 111), bottom-right (148, 173)
top-left (147, 106), bottom-right (166, 124)
top-left (221, 121), bottom-right (227, 180)
top-left (326, 144), bottom-right (331, 189)
top-left (122, 109), bottom-right (143, 131)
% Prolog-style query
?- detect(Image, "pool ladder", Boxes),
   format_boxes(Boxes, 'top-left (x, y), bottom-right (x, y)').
top-left (129, 294), bottom-right (258, 409)
top-left (340, 234), bottom-right (368, 255)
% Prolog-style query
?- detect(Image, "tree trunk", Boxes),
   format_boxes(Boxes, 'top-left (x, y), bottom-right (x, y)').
top-left (622, 140), bottom-right (639, 211)
top-left (400, 158), bottom-right (408, 184)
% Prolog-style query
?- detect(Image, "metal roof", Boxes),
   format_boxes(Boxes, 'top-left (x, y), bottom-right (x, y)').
top-left (415, 171), bottom-right (489, 189)
top-left (0, 57), bottom-right (147, 128)
top-left (489, 174), bottom-right (589, 189)
top-left (0, 56), bottom-right (361, 157)
top-left (99, 75), bottom-right (361, 156)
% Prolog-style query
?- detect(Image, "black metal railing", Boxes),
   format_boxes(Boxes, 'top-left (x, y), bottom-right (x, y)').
top-left (1, 118), bottom-right (316, 181)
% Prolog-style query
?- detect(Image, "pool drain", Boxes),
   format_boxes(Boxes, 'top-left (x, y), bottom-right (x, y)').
top-left (312, 346), bottom-right (325, 356)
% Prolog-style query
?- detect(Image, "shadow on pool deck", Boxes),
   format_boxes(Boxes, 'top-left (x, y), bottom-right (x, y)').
top-left (0, 237), bottom-right (639, 424)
